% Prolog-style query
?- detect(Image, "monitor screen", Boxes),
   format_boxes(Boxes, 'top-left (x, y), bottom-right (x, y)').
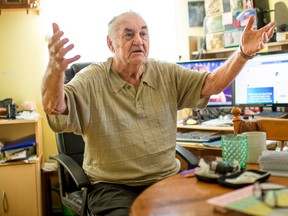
top-left (235, 51), bottom-right (288, 107)
top-left (177, 58), bottom-right (234, 107)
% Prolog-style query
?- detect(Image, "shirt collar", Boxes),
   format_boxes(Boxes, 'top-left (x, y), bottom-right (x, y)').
top-left (107, 58), bottom-right (157, 93)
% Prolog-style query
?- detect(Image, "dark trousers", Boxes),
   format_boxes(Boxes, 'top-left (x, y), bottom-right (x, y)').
top-left (88, 182), bottom-right (150, 216)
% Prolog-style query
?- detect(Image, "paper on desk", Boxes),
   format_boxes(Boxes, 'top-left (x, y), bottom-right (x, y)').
top-left (207, 184), bottom-right (288, 216)
top-left (207, 185), bottom-right (253, 208)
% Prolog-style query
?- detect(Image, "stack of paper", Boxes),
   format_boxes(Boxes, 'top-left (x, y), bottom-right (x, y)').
top-left (259, 151), bottom-right (288, 176)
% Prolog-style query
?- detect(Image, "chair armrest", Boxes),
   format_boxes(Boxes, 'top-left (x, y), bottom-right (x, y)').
top-left (176, 144), bottom-right (199, 169)
top-left (50, 154), bottom-right (90, 188)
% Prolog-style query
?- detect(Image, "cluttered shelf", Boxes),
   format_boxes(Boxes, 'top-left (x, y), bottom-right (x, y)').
top-left (191, 41), bottom-right (288, 59)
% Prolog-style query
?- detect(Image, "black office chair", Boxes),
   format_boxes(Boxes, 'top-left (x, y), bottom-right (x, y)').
top-left (49, 62), bottom-right (199, 216)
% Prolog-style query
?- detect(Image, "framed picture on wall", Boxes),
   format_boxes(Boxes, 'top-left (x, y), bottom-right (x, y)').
top-left (204, 0), bottom-right (224, 16)
top-left (0, 0), bottom-right (29, 8)
top-left (188, 0), bottom-right (206, 27)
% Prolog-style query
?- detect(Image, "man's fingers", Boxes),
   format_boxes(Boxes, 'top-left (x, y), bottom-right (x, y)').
top-left (259, 21), bottom-right (275, 33)
top-left (48, 31), bottom-right (64, 49)
top-left (244, 15), bottom-right (255, 30)
top-left (49, 22), bottom-right (81, 68)
top-left (59, 44), bottom-right (74, 59)
top-left (52, 23), bottom-right (60, 34)
top-left (264, 32), bottom-right (269, 43)
top-left (267, 25), bottom-right (275, 39)
top-left (66, 55), bottom-right (81, 65)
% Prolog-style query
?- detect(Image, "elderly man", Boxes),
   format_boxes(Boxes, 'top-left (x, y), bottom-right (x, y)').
top-left (42, 11), bottom-right (274, 216)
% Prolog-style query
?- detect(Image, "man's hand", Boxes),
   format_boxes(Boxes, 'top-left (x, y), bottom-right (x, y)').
top-left (48, 23), bottom-right (81, 73)
top-left (240, 15), bottom-right (275, 57)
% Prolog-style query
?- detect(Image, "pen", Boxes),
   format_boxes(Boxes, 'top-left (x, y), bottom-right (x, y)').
top-left (180, 168), bottom-right (195, 178)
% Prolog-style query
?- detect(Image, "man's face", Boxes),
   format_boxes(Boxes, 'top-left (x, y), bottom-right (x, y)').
top-left (111, 15), bottom-right (150, 66)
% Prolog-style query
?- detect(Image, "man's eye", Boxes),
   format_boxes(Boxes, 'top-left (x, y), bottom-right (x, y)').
top-left (125, 33), bottom-right (133, 39)
top-left (140, 32), bottom-right (148, 39)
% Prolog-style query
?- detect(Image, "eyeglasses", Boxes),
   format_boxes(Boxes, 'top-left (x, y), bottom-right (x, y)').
top-left (253, 182), bottom-right (288, 208)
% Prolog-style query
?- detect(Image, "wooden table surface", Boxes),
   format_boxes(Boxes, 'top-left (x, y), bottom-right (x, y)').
top-left (130, 165), bottom-right (288, 216)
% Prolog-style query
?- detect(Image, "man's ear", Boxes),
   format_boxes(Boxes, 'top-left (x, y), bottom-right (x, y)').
top-left (107, 36), bottom-right (115, 53)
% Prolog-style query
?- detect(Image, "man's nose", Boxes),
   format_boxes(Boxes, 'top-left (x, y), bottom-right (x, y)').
top-left (133, 34), bottom-right (143, 45)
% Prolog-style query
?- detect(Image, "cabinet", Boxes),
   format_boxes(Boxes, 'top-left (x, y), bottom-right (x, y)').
top-left (177, 124), bottom-right (233, 158)
top-left (0, 119), bottom-right (43, 216)
top-left (0, 0), bottom-right (29, 8)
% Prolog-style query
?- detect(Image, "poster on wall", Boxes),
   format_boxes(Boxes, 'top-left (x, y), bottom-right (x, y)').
top-left (188, 0), bottom-right (206, 27)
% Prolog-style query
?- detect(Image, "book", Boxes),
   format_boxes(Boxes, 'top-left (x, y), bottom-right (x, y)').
top-left (208, 183), bottom-right (288, 215)
top-left (0, 134), bottom-right (36, 152)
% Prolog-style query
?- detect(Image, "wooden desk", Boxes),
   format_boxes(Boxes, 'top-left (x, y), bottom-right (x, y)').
top-left (130, 165), bottom-right (288, 216)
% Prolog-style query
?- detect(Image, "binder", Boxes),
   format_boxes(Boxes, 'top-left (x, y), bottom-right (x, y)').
top-left (0, 134), bottom-right (36, 152)
top-left (5, 145), bottom-right (36, 162)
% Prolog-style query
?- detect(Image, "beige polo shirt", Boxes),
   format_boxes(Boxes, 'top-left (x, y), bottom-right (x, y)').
top-left (47, 57), bottom-right (209, 186)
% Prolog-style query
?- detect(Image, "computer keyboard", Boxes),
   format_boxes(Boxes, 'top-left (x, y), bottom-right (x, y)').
top-left (176, 131), bottom-right (222, 143)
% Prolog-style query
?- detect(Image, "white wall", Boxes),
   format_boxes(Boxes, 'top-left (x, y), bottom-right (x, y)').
top-left (41, 0), bottom-right (179, 63)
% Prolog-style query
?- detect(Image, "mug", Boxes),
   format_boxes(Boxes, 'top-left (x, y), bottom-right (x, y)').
top-left (242, 132), bottom-right (267, 164)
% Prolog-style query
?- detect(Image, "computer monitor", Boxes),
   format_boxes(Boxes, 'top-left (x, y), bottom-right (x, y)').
top-left (177, 58), bottom-right (234, 107)
top-left (235, 51), bottom-right (288, 108)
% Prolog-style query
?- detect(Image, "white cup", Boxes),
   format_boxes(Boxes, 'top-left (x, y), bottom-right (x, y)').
top-left (242, 132), bottom-right (267, 164)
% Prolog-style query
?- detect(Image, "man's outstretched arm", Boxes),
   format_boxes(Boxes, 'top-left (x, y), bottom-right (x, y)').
top-left (42, 23), bottom-right (81, 115)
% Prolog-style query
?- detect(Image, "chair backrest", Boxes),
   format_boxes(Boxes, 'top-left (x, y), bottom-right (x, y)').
top-left (55, 132), bottom-right (85, 166)
top-left (64, 62), bottom-right (93, 84)
top-left (231, 106), bottom-right (288, 149)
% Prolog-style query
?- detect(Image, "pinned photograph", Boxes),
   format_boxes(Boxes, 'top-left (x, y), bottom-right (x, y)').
top-left (204, 0), bottom-right (224, 16)
top-left (206, 32), bottom-right (225, 51)
top-left (205, 14), bottom-right (225, 34)
top-left (188, 1), bottom-right (206, 27)
top-left (243, 0), bottom-right (254, 10)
